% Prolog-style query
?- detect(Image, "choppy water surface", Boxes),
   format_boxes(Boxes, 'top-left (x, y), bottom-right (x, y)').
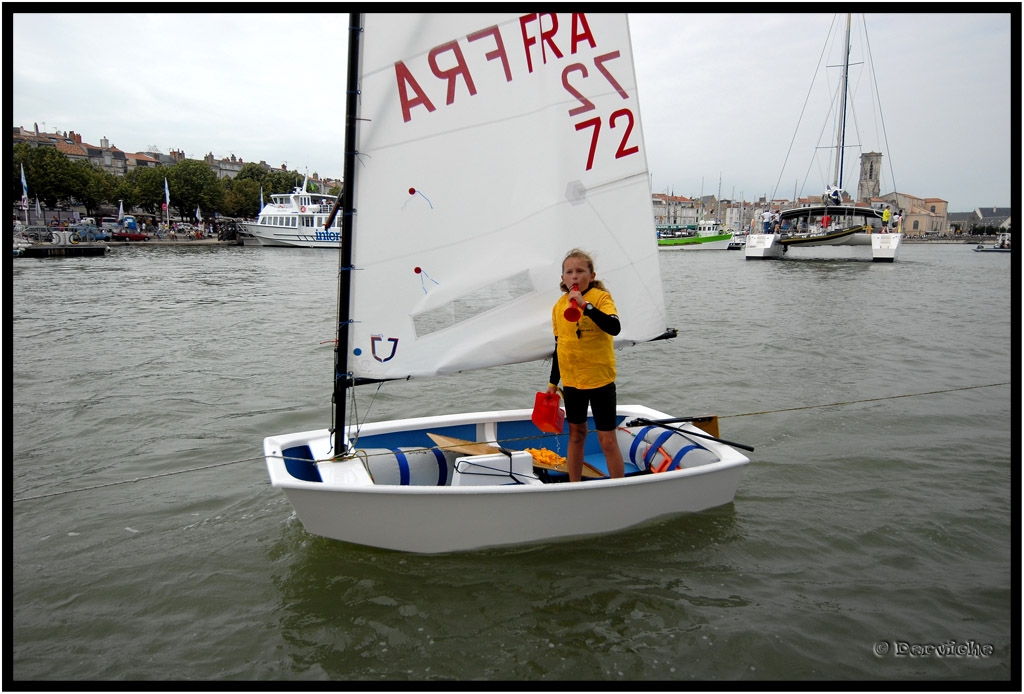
top-left (11, 243), bottom-right (1013, 683)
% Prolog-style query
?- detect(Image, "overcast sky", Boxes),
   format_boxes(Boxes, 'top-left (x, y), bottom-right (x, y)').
top-left (12, 11), bottom-right (1012, 212)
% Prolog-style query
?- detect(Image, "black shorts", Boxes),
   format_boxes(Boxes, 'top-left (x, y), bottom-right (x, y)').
top-left (562, 382), bottom-right (618, 431)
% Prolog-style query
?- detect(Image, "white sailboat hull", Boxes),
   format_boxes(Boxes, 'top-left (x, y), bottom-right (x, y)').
top-left (746, 230), bottom-right (902, 261)
top-left (870, 232), bottom-right (902, 262)
top-left (744, 233), bottom-right (785, 259)
top-left (265, 405), bottom-right (749, 554)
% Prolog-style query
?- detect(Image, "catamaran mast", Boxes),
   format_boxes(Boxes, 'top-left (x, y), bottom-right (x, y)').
top-left (332, 12), bottom-right (363, 454)
top-left (834, 12), bottom-right (852, 191)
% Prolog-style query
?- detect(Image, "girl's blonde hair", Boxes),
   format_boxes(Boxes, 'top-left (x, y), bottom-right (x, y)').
top-left (559, 248), bottom-right (608, 292)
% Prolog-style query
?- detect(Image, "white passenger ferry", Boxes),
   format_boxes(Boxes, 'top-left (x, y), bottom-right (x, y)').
top-left (242, 184), bottom-right (341, 248)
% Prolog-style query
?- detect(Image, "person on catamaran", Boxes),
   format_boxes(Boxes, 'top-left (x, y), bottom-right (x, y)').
top-left (547, 248), bottom-right (624, 482)
top-left (882, 206), bottom-right (892, 232)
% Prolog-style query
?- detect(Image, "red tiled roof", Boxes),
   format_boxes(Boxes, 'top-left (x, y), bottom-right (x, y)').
top-left (55, 140), bottom-right (88, 157)
top-left (130, 151), bottom-right (161, 163)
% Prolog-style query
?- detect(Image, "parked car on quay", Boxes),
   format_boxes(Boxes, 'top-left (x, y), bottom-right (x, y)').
top-left (69, 223), bottom-right (111, 242)
top-left (110, 228), bottom-right (150, 242)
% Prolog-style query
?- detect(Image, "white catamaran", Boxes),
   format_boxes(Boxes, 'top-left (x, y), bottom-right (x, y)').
top-left (745, 14), bottom-right (902, 263)
top-left (263, 13), bottom-right (751, 554)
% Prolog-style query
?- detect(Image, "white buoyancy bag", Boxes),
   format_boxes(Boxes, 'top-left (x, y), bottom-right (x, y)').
top-left (359, 447), bottom-right (459, 486)
top-left (616, 426), bottom-right (720, 473)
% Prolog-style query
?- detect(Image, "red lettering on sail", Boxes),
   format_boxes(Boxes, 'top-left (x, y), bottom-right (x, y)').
top-left (610, 109), bottom-right (639, 159)
top-left (395, 61), bottom-right (436, 123)
top-left (468, 26), bottom-right (512, 82)
top-left (570, 13), bottom-right (596, 54)
top-left (593, 51), bottom-right (628, 99)
top-left (575, 117), bottom-right (601, 171)
top-left (562, 63), bottom-right (595, 116)
top-left (574, 109), bottom-right (639, 170)
top-left (520, 13), bottom-right (564, 73)
top-left (397, 13), bottom-right (608, 124)
top-left (429, 41), bottom-right (477, 105)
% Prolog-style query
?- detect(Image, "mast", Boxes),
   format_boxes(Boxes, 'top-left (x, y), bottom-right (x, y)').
top-left (833, 12), bottom-right (852, 191)
top-left (716, 174), bottom-right (722, 222)
top-left (698, 177), bottom-right (704, 223)
top-left (332, 12), bottom-right (363, 454)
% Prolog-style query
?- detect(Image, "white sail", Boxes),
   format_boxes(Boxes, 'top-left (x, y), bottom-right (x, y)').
top-left (348, 13), bottom-right (667, 381)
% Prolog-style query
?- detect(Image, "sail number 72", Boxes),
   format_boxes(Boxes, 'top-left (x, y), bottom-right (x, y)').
top-left (562, 50), bottom-right (638, 171)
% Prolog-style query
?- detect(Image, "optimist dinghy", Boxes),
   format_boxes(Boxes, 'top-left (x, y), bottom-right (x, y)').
top-left (264, 12), bottom-right (751, 554)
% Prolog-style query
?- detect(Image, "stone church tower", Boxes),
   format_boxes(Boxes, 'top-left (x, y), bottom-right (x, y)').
top-left (857, 152), bottom-right (883, 203)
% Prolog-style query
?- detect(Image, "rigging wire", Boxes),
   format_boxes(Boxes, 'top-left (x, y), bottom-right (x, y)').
top-left (771, 13), bottom-right (840, 203)
top-left (860, 13), bottom-right (898, 198)
top-left (12, 382), bottom-right (1009, 505)
top-left (773, 14), bottom-right (892, 204)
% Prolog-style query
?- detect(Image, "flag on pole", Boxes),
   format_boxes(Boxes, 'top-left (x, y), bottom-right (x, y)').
top-left (164, 178), bottom-right (170, 207)
top-left (20, 163), bottom-right (29, 206)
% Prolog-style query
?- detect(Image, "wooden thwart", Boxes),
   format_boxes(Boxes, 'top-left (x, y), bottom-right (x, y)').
top-left (427, 433), bottom-right (604, 478)
top-left (427, 433), bottom-right (502, 457)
